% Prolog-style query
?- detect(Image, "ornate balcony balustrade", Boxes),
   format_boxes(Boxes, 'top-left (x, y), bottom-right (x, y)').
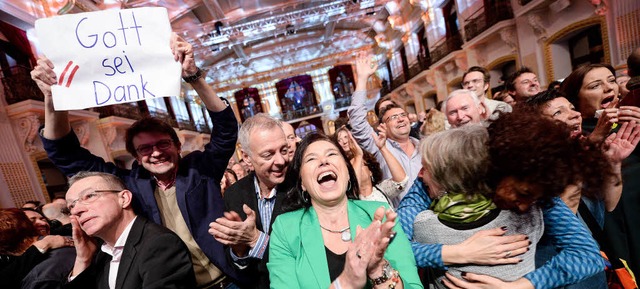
top-left (2, 65), bottom-right (44, 105)
top-left (281, 105), bottom-right (323, 122)
top-left (464, 1), bottom-right (514, 42)
top-left (93, 103), bottom-right (143, 120)
top-left (430, 33), bottom-right (463, 64)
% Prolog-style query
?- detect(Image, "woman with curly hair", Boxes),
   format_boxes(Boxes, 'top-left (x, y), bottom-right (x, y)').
top-left (438, 109), bottom-right (612, 289)
top-left (334, 126), bottom-right (408, 208)
top-left (413, 125), bottom-right (544, 288)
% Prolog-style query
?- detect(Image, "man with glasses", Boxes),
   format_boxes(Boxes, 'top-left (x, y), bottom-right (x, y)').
top-left (462, 66), bottom-right (512, 121)
top-left (506, 67), bottom-right (542, 103)
top-left (348, 52), bottom-right (420, 205)
top-left (33, 34), bottom-right (244, 288)
top-left (64, 171), bottom-right (195, 288)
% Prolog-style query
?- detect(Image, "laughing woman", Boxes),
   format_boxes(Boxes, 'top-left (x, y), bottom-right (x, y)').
top-left (268, 133), bottom-right (422, 289)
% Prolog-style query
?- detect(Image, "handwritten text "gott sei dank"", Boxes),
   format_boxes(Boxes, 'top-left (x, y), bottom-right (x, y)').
top-left (74, 11), bottom-right (156, 105)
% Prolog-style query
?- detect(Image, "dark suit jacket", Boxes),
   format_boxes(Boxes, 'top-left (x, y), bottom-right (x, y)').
top-left (22, 246), bottom-right (75, 289)
top-left (65, 217), bottom-right (196, 289)
top-left (41, 106), bottom-right (243, 283)
top-left (223, 172), bottom-right (291, 289)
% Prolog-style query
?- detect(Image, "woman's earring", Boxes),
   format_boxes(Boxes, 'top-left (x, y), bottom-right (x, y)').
top-left (301, 190), bottom-right (309, 204)
top-left (347, 180), bottom-right (352, 192)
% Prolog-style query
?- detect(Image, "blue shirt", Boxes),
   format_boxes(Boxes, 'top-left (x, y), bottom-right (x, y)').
top-left (397, 178), bottom-right (605, 289)
top-left (230, 176), bottom-right (276, 264)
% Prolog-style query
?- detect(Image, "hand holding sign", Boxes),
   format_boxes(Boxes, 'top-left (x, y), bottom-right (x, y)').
top-left (170, 33), bottom-right (198, 78)
top-left (35, 7), bottom-right (181, 111)
top-left (30, 57), bottom-right (56, 98)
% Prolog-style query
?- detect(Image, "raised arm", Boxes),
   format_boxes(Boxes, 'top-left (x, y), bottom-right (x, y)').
top-left (374, 124), bottom-right (406, 183)
top-left (398, 179), bottom-right (529, 269)
top-left (348, 53), bottom-right (387, 172)
top-left (522, 198), bottom-right (603, 289)
top-left (170, 33), bottom-right (226, 112)
top-left (31, 56), bottom-right (71, 140)
top-left (601, 120), bottom-right (640, 211)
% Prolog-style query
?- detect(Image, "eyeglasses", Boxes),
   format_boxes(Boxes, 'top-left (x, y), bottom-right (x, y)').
top-left (384, 112), bottom-right (407, 123)
top-left (68, 190), bottom-right (122, 211)
top-left (135, 139), bottom-right (173, 156)
top-left (462, 78), bottom-right (484, 87)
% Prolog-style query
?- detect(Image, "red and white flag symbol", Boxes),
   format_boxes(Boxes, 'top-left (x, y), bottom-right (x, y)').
top-left (58, 61), bottom-right (80, 88)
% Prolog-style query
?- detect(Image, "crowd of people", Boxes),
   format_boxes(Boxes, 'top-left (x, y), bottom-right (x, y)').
top-left (1, 32), bottom-right (639, 289)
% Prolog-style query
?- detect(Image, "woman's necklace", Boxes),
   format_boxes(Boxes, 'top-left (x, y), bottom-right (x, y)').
top-left (319, 224), bottom-right (351, 242)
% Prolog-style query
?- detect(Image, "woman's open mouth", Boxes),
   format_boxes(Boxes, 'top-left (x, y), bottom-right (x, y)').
top-left (601, 95), bottom-right (616, 108)
top-left (317, 171), bottom-right (337, 189)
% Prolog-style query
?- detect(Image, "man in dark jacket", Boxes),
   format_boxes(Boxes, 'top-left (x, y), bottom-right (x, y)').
top-left (209, 114), bottom-right (292, 289)
top-left (31, 33), bottom-right (242, 287)
top-left (64, 171), bottom-right (195, 289)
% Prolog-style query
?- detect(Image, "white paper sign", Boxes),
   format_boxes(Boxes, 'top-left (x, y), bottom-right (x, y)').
top-left (35, 7), bottom-right (181, 111)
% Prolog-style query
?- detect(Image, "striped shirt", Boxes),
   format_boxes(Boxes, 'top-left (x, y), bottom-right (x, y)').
top-left (397, 178), bottom-right (604, 289)
top-left (230, 176), bottom-right (276, 264)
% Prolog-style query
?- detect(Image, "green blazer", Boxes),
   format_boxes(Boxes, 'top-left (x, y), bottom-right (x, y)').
top-left (268, 200), bottom-right (423, 289)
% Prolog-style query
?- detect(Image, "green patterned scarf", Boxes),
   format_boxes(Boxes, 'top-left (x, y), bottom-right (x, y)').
top-left (430, 192), bottom-right (497, 223)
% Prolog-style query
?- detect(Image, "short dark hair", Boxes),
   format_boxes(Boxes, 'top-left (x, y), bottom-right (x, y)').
top-left (378, 102), bottom-right (403, 124)
top-left (627, 47), bottom-right (640, 77)
top-left (282, 133), bottom-right (360, 212)
top-left (522, 89), bottom-right (567, 113)
top-left (374, 95), bottom-right (395, 118)
top-left (20, 207), bottom-right (47, 220)
top-left (125, 117), bottom-right (181, 158)
top-left (506, 67), bottom-right (535, 92)
top-left (559, 63), bottom-right (615, 109)
top-left (463, 66), bottom-right (491, 85)
top-left (547, 80), bottom-right (562, 90)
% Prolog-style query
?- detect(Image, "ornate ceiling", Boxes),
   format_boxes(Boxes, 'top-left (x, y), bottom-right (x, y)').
top-left (2, 0), bottom-right (426, 91)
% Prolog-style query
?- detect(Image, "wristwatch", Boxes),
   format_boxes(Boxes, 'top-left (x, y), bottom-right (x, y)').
top-left (183, 67), bottom-right (204, 83)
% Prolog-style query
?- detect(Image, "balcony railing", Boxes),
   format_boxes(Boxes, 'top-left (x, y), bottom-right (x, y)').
top-left (418, 53), bottom-right (432, 70)
top-left (464, 1), bottom-right (514, 42)
top-left (1, 65), bottom-right (44, 104)
top-left (281, 105), bottom-right (323, 122)
top-left (151, 111), bottom-right (178, 128)
top-left (391, 75), bottom-right (406, 91)
top-left (408, 63), bottom-right (422, 79)
top-left (177, 119), bottom-right (196, 131)
top-left (93, 103), bottom-right (143, 120)
top-left (430, 33), bottom-right (463, 64)
top-left (194, 120), bottom-right (211, 134)
top-left (334, 96), bottom-right (352, 110)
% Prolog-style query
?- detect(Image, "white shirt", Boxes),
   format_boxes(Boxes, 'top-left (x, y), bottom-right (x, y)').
top-left (101, 217), bottom-right (137, 289)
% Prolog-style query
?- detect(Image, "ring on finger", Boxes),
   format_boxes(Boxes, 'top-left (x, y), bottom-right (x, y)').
top-left (505, 251), bottom-right (512, 258)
